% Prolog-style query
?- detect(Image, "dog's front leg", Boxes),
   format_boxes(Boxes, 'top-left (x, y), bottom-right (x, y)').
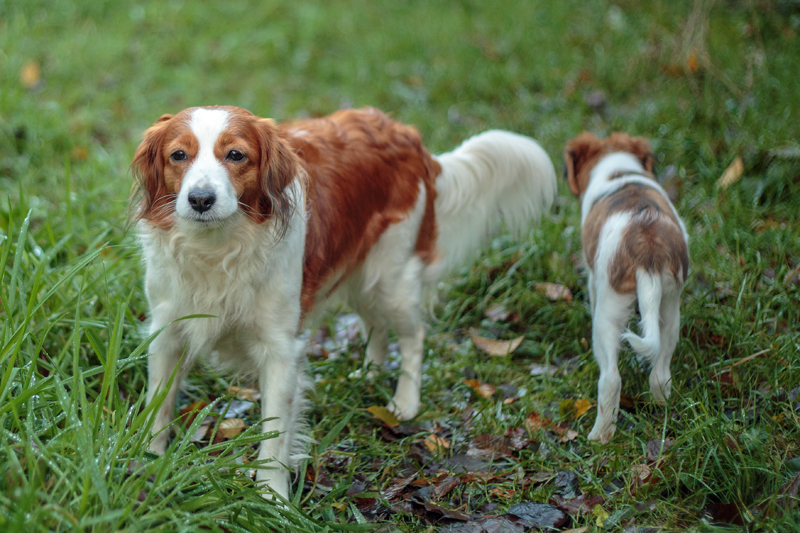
top-left (146, 325), bottom-right (187, 454)
top-left (254, 336), bottom-right (304, 500)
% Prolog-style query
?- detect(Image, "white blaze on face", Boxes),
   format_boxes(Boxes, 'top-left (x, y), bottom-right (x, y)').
top-left (176, 108), bottom-right (239, 222)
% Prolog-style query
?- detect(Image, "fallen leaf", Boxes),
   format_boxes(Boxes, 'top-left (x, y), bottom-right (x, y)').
top-left (218, 418), bottom-right (245, 439)
top-left (178, 401), bottom-right (209, 426)
top-left (468, 433), bottom-right (512, 458)
top-left (20, 61), bottom-right (41, 89)
top-left (192, 424), bottom-right (210, 442)
top-left (562, 528), bottom-right (589, 533)
top-left (573, 398), bottom-right (593, 418)
top-left (484, 304), bottom-right (510, 323)
top-left (631, 464), bottom-right (652, 486)
top-left (716, 157), bottom-right (744, 189)
top-left (469, 329), bottom-right (524, 356)
top-left (529, 363), bottom-right (558, 377)
top-left (535, 282), bottom-right (573, 302)
top-left (463, 379), bottom-right (498, 399)
top-left (489, 486), bottom-right (515, 498)
top-left (424, 434), bottom-right (451, 453)
top-left (383, 474), bottom-right (418, 501)
top-left (432, 475), bottom-right (461, 499)
top-left (70, 146), bottom-right (89, 161)
top-left (441, 516), bottom-right (525, 533)
top-left (524, 412), bottom-right (547, 432)
top-left (507, 502), bottom-right (568, 529)
top-left (227, 386), bottom-right (260, 401)
top-left (554, 494), bottom-right (605, 516)
top-left (366, 405), bottom-right (401, 427)
top-left (646, 438), bottom-right (674, 462)
top-left (592, 504), bottom-right (610, 527)
top-left (423, 501), bottom-right (471, 521)
top-left (687, 49), bottom-right (699, 74)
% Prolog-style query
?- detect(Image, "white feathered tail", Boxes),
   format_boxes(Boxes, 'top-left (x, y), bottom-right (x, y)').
top-left (431, 130), bottom-right (557, 278)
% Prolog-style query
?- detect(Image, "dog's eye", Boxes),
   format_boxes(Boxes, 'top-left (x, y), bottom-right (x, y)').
top-left (171, 150), bottom-right (187, 161)
top-left (226, 150), bottom-right (245, 162)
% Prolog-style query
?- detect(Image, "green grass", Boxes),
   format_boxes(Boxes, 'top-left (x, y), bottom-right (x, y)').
top-left (1, 0), bottom-right (799, 531)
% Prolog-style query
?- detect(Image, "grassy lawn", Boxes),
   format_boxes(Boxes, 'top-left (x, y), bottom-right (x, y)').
top-left (2, 0), bottom-right (799, 531)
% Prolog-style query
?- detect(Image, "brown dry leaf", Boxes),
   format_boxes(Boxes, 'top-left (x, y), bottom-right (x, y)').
top-left (469, 328), bottom-right (524, 356)
top-left (70, 146), bottom-right (89, 161)
top-left (20, 61), bottom-right (41, 89)
top-left (524, 412), bottom-right (547, 432)
top-left (431, 475), bottom-right (461, 499)
top-left (463, 379), bottom-right (497, 399)
top-left (573, 398), bottom-right (593, 418)
top-left (563, 528), bottom-right (590, 533)
top-left (218, 418), bottom-right (246, 439)
top-left (366, 405), bottom-right (401, 427)
top-left (535, 282), bottom-right (573, 302)
top-left (716, 157), bottom-right (744, 189)
top-left (489, 486), bottom-right (515, 498)
top-left (631, 464), bottom-right (652, 483)
top-left (178, 401), bottom-right (209, 426)
top-left (555, 427), bottom-right (580, 442)
top-left (424, 434), bottom-right (451, 453)
top-left (228, 386), bottom-right (260, 402)
top-left (687, 49), bottom-right (699, 73)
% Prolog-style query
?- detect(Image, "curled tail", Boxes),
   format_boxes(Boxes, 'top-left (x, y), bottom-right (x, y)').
top-left (431, 130), bottom-right (557, 277)
top-left (621, 269), bottom-right (662, 364)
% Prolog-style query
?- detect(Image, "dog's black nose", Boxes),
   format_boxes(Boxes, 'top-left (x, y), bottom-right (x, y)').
top-left (188, 189), bottom-right (216, 213)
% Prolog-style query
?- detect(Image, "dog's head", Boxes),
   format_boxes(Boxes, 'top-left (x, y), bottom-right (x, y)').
top-left (131, 106), bottom-right (299, 231)
top-left (563, 132), bottom-right (654, 196)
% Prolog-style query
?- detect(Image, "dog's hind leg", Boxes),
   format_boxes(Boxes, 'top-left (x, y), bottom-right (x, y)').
top-left (588, 287), bottom-right (635, 444)
top-left (377, 258), bottom-right (425, 421)
top-left (361, 318), bottom-right (389, 377)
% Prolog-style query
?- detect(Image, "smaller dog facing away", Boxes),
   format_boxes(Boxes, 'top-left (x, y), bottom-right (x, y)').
top-left (564, 132), bottom-right (689, 444)
top-left (132, 105), bottom-right (557, 498)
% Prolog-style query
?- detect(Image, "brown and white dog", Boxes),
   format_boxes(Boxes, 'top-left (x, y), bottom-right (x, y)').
top-left (132, 105), bottom-right (557, 497)
top-left (564, 132), bottom-right (689, 444)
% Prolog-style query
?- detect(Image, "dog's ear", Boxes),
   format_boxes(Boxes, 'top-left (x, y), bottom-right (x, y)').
top-left (564, 132), bottom-right (602, 196)
top-left (629, 136), bottom-right (655, 174)
top-left (131, 114), bottom-right (174, 220)
top-left (610, 133), bottom-right (655, 174)
top-left (256, 118), bottom-right (300, 234)
top-left (563, 148), bottom-right (579, 196)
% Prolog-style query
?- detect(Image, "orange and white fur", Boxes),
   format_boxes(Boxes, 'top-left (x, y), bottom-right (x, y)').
top-left (564, 132), bottom-right (689, 443)
top-left (132, 105), bottom-right (557, 498)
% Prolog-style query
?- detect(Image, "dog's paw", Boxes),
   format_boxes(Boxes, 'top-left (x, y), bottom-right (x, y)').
top-left (387, 396), bottom-right (419, 421)
top-left (587, 424), bottom-right (616, 444)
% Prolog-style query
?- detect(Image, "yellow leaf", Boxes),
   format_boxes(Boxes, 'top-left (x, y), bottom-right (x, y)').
top-left (716, 157), bottom-right (744, 189)
top-left (593, 504), bottom-right (610, 527)
top-left (366, 405), bottom-right (401, 427)
top-left (469, 328), bottom-right (524, 356)
top-left (20, 61), bottom-right (41, 89)
top-left (573, 398), bottom-right (593, 418)
top-left (535, 282), bottom-right (573, 302)
top-left (424, 434), bottom-right (450, 453)
top-left (219, 418), bottom-right (246, 439)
